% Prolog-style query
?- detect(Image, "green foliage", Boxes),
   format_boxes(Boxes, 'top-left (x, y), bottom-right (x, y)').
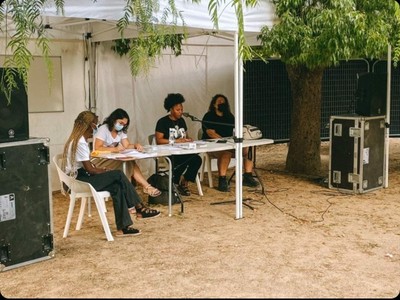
top-left (112, 35), bottom-right (185, 58)
top-left (258, 0), bottom-right (400, 69)
top-left (208, 0), bottom-right (261, 61)
top-left (392, 1), bottom-right (400, 65)
top-left (0, 0), bottom-right (55, 103)
top-left (115, 0), bottom-right (189, 76)
top-left (111, 34), bottom-right (185, 75)
top-left (115, 0), bottom-right (261, 75)
top-left (0, 0), bottom-right (265, 95)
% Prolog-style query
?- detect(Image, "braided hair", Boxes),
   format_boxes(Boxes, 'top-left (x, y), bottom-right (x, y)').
top-left (62, 111), bottom-right (97, 175)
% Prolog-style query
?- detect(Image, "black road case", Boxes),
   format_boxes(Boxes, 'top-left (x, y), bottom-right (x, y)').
top-left (0, 138), bottom-right (54, 271)
top-left (329, 115), bottom-right (386, 193)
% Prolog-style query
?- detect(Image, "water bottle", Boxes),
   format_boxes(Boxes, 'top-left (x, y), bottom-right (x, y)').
top-left (169, 128), bottom-right (175, 146)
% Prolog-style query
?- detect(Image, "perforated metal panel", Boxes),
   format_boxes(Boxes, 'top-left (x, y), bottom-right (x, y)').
top-left (243, 59), bottom-right (399, 142)
top-left (321, 59), bottom-right (370, 138)
top-left (243, 59), bottom-right (291, 142)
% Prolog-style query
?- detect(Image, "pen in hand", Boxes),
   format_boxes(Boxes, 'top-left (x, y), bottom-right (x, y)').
top-left (116, 143), bottom-right (126, 151)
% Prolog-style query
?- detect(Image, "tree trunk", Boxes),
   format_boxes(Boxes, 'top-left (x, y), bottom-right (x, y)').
top-left (285, 65), bottom-right (324, 176)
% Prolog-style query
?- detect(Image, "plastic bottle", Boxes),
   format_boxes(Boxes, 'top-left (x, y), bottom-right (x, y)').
top-left (169, 129), bottom-right (175, 146)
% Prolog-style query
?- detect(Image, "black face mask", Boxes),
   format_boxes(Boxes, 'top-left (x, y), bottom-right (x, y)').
top-left (218, 103), bottom-right (229, 113)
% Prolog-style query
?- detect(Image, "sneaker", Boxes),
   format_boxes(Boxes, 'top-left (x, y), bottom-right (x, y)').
top-left (136, 207), bottom-right (161, 219)
top-left (177, 184), bottom-right (191, 196)
top-left (218, 176), bottom-right (230, 192)
top-left (116, 227), bottom-right (141, 237)
top-left (243, 173), bottom-right (259, 187)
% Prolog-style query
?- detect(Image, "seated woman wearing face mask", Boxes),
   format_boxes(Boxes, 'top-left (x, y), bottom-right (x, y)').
top-left (91, 108), bottom-right (161, 217)
top-left (201, 94), bottom-right (259, 192)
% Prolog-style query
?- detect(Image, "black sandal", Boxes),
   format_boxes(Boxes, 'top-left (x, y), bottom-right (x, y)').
top-left (136, 207), bottom-right (161, 219)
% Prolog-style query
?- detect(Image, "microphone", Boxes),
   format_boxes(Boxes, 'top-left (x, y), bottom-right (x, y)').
top-left (182, 112), bottom-right (197, 121)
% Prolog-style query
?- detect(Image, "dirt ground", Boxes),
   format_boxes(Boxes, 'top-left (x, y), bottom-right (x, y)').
top-left (1, 139), bottom-right (400, 298)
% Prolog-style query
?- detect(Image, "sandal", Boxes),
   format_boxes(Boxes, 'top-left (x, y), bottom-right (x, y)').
top-left (116, 227), bottom-right (141, 237)
top-left (143, 185), bottom-right (162, 197)
top-left (136, 207), bottom-right (161, 219)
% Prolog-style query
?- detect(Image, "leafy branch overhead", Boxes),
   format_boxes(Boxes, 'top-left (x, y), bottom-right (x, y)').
top-left (4, 0), bottom-right (398, 101)
top-left (111, 34), bottom-right (185, 76)
top-left (257, 0), bottom-right (400, 69)
top-left (0, 0), bottom-right (53, 103)
top-left (1, 0), bottom-right (262, 95)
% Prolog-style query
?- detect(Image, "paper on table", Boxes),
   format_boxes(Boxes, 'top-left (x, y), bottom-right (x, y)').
top-left (103, 153), bottom-right (129, 159)
top-left (120, 149), bottom-right (160, 159)
top-left (120, 149), bottom-right (140, 155)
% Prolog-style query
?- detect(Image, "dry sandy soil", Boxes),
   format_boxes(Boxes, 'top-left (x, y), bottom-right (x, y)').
top-left (1, 140), bottom-right (400, 298)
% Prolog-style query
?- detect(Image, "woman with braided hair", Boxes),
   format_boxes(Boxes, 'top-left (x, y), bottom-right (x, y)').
top-left (62, 111), bottom-right (160, 237)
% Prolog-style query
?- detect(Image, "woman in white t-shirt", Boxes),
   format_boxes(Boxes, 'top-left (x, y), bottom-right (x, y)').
top-left (92, 108), bottom-right (161, 198)
top-left (62, 111), bottom-right (160, 236)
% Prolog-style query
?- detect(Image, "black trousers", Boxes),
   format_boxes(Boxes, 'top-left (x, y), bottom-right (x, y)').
top-left (77, 169), bottom-right (141, 230)
top-left (171, 154), bottom-right (202, 184)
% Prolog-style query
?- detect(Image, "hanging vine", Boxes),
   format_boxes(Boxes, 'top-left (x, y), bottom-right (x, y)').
top-left (112, 33), bottom-right (184, 57)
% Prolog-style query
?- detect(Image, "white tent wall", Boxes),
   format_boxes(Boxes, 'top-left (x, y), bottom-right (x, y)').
top-left (94, 37), bottom-right (236, 179)
top-left (0, 38), bottom-right (236, 192)
top-left (0, 38), bottom-right (88, 192)
top-left (2, 1), bottom-right (275, 217)
top-left (0, 36), bottom-right (237, 191)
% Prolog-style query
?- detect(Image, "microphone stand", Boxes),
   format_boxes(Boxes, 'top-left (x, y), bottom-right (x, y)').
top-left (184, 114), bottom-right (235, 129)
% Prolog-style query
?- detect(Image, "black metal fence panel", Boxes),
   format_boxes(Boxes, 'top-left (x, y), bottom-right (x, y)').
top-left (243, 59), bottom-right (398, 142)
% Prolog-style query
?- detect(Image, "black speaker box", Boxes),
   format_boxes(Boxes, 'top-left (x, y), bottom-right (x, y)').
top-left (0, 69), bottom-right (29, 143)
top-left (355, 73), bottom-right (387, 116)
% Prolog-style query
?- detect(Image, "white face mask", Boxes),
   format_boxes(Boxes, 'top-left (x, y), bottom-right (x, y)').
top-left (114, 122), bottom-right (124, 132)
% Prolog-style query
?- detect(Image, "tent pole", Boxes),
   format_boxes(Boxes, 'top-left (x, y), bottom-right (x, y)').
top-left (84, 31), bottom-right (96, 111)
top-left (234, 31), bottom-right (244, 220)
top-left (384, 44), bottom-right (391, 188)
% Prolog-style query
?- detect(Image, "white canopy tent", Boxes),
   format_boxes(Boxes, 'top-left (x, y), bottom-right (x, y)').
top-left (36, 0), bottom-right (392, 215)
top-left (40, 0), bottom-right (275, 42)
top-left (21, 0), bottom-right (277, 219)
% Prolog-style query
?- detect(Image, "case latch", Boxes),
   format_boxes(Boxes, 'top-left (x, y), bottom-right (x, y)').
top-left (348, 173), bottom-right (361, 184)
top-left (349, 127), bottom-right (361, 138)
top-left (0, 242), bottom-right (11, 264)
top-left (42, 233), bottom-right (54, 255)
top-left (37, 146), bottom-right (50, 165)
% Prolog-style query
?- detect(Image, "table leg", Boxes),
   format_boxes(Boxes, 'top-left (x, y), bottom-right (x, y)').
top-left (164, 157), bottom-right (173, 217)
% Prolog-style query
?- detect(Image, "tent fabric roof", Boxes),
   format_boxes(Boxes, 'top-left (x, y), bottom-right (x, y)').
top-left (40, 0), bottom-right (276, 42)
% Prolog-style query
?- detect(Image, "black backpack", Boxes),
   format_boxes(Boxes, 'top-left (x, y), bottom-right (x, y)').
top-left (147, 173), bottom-right (180, 205)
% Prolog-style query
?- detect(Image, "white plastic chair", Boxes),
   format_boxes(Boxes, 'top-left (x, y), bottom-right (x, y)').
top-left (53, 154), bottom-right (114, 241)
top-left (198, 129), bottom-right (236, 188)
top-left (148, 134), bottom-right (203, 196)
